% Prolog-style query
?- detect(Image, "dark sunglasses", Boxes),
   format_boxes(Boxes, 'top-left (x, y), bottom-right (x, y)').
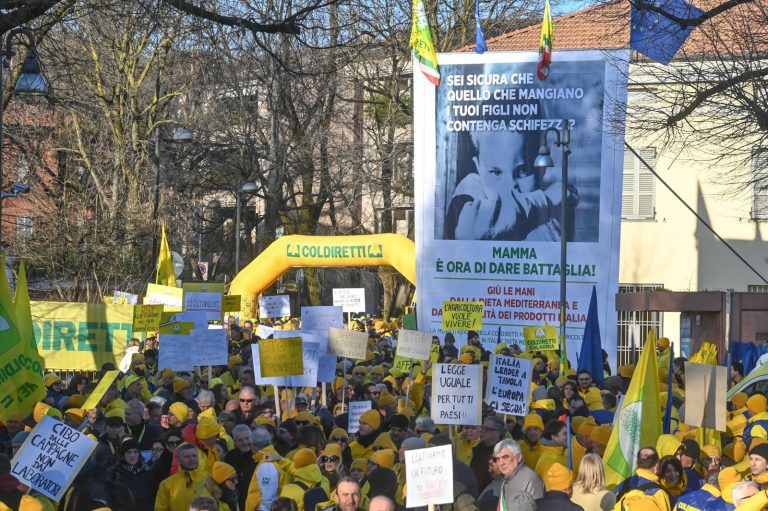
top-left (353, 372), bottom-right (366, 376)
top-left (166, 440), bottom-right (180, 447)
top-left (320, 455), bottom-right (340, 463)
top-left (296, 420), bottom-right (310, 426)
top-left (240, 399), bottom-right (254, 403)
top-left (331, 436), bottom-right (348, 443)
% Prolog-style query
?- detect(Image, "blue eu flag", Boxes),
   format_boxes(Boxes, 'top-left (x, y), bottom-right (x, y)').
top-left (577, 286), bottom-right (604, 387)
top-left (475, 0), bottom-right (487, 54)
top-left (630, 0), bottom-right (703, 64)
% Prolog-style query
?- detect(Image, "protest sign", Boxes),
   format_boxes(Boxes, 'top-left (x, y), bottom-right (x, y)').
top-left (259, 295), bottom-right (291, 318)
top-left (332, 288), bottom-right (366, 313)
top-left (431, 363), bottom-right (482, 425)
top-left (257, 324), bottom-right (276, 339)
top-left (251, 344), bottom-right (286, 386)
top-left (684, 362), bottom-right (727, 431)
top-left (396, 330), bottom-right (433, 361)
top-left (31, 301), bottom-right (136, 371)
top-left (162, 311), bottom-right (208, 329)
top-left (132, 304), bottom-right (163, 332)
top-left (193, 328), bottom-right (228, 367)
top-left (328, 327), bottom-right (368, 359)
top-left (118, 346), bottom-right (139, 373)
top-left (486, 355), bottom-right (531, 415)
top-left (241, 295), bottom-right (259, 321)
top-left (301, 306), bottom-right (344, 331)
top-left (259, 338), bottom-right (304, 377)
top-left (104, 295), bottom-right (130, 305)
top-left (441, 301), bottom-right (483, 331)
top-left (80, 370), bottom-right (120, 410)
top-left (394, 344), bottom-right (440, 372)
top-left (523, 325), bottom-right (559, 352)
top-left (414, 51), bottom-right (628, 366)
top-left (317, 354), bottom-right (337, 383)
top-left (348, 400), bottom-right (372, 434)
top-left (183, 291), bottom-right (222, 322)
top-left (10, 416), bottom-right (97, 501)
top-left (404, 445), bottom-right (454, 508)
top-left (114, 291), bottom-right (139, 305)
top-left (157, 322), bottom-right (195, 370)
top-left (222, 295), bottom-right (242, 312)
top-left (273, 331), bottom-right (322, 387)
top-left (145, 283), bottom-right (182, 311)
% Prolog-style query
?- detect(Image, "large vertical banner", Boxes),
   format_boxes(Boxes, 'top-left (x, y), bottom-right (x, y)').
top-left (414, 51), bottom-right (629, 369)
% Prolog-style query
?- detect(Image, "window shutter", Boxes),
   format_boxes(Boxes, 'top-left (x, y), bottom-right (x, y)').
top-left (637, 148), bottom-right (656, 219)
top-left (622, 149), bottom-right (636, 218)
top-left (753, 150), bottom-right (768, 220)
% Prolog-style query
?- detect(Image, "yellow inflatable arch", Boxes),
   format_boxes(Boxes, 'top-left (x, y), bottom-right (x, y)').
top-left (229, 234), bottom-right (416, 300)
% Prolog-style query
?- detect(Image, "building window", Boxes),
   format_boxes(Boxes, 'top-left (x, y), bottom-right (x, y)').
top-left (616, 283), bottom-right (664, 367)
top-left (16, 216), bottom-right (33, 238)
top-left (753, 149), bottom-right (768, 220)
top-left (622, 147), bottom-right (656, 220)
top-left (748, 285), bottom-right (768, 293)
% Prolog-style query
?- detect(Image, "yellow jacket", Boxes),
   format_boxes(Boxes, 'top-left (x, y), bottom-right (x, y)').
top-left (735, 489), bottom-right (768, 511)
top-left (534, 443), bottom-right (567, 485)
top-left (279, 464), bottom-right (330, 511)
top-left (452, 435), bottom-right (479, 466)
top-left (245, 448), bottom-right (293, 511)
top-left (520, 439), bottom-right (541, 469)
top-left (349, 440), bottom-right (375, 461)
top-left (155, 467), bottom-right (212, 511)
top-left (0, 495), bottom-right (45, 511)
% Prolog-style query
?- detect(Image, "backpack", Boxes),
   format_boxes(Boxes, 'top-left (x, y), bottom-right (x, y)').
top-left (614, 482), bottom-right (668, 511)
top-left (292, 480), bottom-right (330, 511)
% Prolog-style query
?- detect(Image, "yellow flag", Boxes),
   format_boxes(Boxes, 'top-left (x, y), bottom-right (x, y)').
top-left (156, 223), bottom-right (177, 287)
top-left (603, 329), bottom-right (661, 488)
top-left (0, 252), bottom-right (46, 422)
top-left (14, 261), bottom-right (43, 367)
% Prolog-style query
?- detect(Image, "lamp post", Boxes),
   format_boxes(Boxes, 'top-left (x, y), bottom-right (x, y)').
top-left (235, 181), bottom-right (257, 272)
top-left (0, 27), bottom-right (49, 244)
top-left (534, 119), bottom-right (571, 373)
top-left (151, 126), bottom-right (193, 262)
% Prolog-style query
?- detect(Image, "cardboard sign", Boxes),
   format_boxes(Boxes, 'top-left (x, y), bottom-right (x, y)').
top-left (80, 370), bottom-right (120, 410)
top-left (145, 283), bottom-right (183, 311)
top-left (10, 416), bottom-right (97, 501)
top-left (348, 400), bottom-right (372, 434)
top-left (441, 301), bottom-right (483, 331)
top-left (118, 346), bottom-right (140, 374)
top-left (317, 355), bottom-right (337, 383)
top-left (184, 291), bottom-right (222, 321)
top-left (523, 325), bottom-right (559, 352)
top-left (274, 331), bottom-right (322, 387)
top-left (332, 288), bottom-right (366, 313)
top-left (158, 322), bottom-right (195, 370)
top-left (132, 304), bottom-right (163, 332)
top-left (328, 327), bottom-right (368, 359)
top-left (431, 363), bottom-right (482, 425)
top-left (241, 295), bottom-right (259, 321)
top-left (404, 445), bottom-right (454, 508)
top-left (301, 306), bottom-right (344, 332)
top-left (684, 362), bottom-right (727, 431)
top-left (193, 328), bottom-right (228, 367)
top-left (393, 344), bottom-right (440, 372)
top-left (259, 338), bottom-right (304, 377)
top-left (259, 295), bottom-right (291, 318)
top-left (251, 344), bottom-right (286, 386)
top-left (162, 311), bottom-right (208, 329)
top-left (222, 295), bottom-right (242, 312)
top-left (257, 324), bottom-right (276, 339)
top-left (396, 330), bottom-right (433, 361)
top-left (114, 291), bottom-right (139, 305)
top-left (486, 355), bottom-right (532, 415)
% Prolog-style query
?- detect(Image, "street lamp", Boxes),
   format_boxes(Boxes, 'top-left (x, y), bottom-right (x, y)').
top-left (235, 181), bottom-right (257, 272)
top-left (534, 119), bottom-right (571, 374)
top-left (0, 27), bottom-right (49, 243)
top-left (151, 126), bottom-right (194, 261)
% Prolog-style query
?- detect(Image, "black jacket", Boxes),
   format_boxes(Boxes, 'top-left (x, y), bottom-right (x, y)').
top-left (535, 490), bottom-right (585, 511)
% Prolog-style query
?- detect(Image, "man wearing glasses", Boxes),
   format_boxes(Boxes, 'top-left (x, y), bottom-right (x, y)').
top-left (237, 386), bottom-right (260, 425)
top-left (470, 415), bottom-right (506, 491)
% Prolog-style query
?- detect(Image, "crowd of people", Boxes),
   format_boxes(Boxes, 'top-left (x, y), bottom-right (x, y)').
top-left (2, 319), bottom-right (768, 511)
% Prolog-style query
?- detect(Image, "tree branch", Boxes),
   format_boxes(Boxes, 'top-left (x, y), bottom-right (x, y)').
top-left (159, 0), bottom-right (303, 35)
top-left (633, 0), bottom-right (754, 28)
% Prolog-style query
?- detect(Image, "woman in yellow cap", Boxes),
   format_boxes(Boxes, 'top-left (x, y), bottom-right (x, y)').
top-left (206, 461), bottom-right (240, 511)
top-left (318, 444), bottom-right (346, 491)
